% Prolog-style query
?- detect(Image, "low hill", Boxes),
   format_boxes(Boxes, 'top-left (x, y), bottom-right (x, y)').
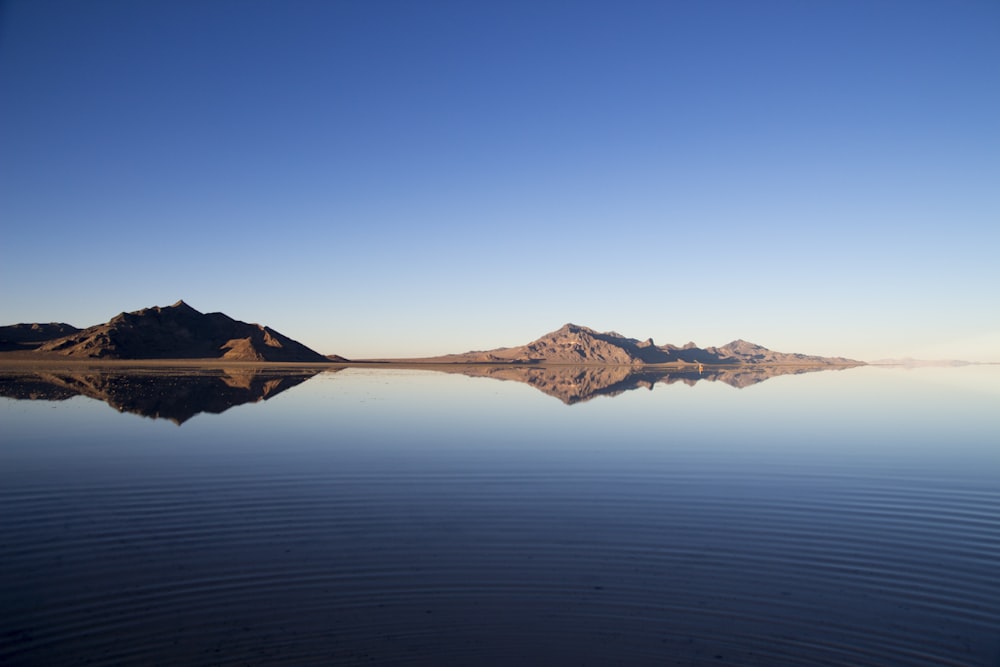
top-left (424, 323), bottom-right (861, 366)
top-left (29, 300), bottom-right (329, 362)
top-left (0, 323), bottom-right (82, 351)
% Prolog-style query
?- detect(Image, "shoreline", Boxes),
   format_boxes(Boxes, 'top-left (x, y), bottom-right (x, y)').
top-left (0, 354), bottom-right (866, 372)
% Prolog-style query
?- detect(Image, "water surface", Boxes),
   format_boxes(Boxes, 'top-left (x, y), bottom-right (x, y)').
top-left (1, 365), bottom-right (998, 665)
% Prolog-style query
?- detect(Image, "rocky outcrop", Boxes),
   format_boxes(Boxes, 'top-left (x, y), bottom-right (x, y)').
top-left (33, 301), bottom-right (329, 362)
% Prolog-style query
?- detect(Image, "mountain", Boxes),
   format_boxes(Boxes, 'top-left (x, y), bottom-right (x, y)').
top-left (0, 323), bottom-right (82, 351)
top-left (29, 300), bottom-right (329, 362)
top-left (424, 323), bottom-right (862, 367)
top-left (697, 339), bottom-right (860, 366)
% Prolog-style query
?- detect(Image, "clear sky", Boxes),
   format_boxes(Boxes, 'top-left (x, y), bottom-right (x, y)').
top-left (2, 0), bottom-right (998, 361)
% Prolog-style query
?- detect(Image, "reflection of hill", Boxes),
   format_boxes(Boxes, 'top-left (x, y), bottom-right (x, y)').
top-left (449, 364), bottom-right (845, 404)
top-left (0, 368), bottom-right (323, 424)
top-left (0, 376), bottom-right (80, 401)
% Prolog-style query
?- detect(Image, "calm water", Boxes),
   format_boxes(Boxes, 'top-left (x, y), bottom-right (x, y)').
top-left (1, 365), bottom-right (998, 666)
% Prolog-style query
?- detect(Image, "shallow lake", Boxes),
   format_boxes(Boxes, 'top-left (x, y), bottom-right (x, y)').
top-left (2, 364), bottom-right (998, 665)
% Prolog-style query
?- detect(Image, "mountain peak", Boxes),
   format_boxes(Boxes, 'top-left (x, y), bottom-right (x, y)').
top-left (421, 326), bottom-right (862, 367)
top-left (721, 339), bottom-right (767, 351)
top-left (34, 302), bottom-right (328, 362)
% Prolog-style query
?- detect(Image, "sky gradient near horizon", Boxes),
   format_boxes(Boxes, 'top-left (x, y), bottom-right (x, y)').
top-left (2, 0), bottom-right (998, 361)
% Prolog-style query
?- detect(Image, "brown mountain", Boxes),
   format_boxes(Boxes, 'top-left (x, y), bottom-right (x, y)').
top-left (426, 323), bottom-right (862, 367)
top-left (31, 300), bottom-right (329, 362)
top-left (691, 339), bottom-right (860, 366)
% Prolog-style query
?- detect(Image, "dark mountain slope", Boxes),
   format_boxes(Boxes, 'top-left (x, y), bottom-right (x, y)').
top-left (34, 301), bottom-right (329, 362)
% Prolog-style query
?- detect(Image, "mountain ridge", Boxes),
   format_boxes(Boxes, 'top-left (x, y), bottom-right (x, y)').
top-left (9, 300), bottom-right (330, 362)
top-left (2, 309), bottom-right (862, 366)
top-left (415, 323), bottom-right (862, 367)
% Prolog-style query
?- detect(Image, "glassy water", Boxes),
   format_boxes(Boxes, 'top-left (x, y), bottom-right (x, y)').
top-left (1, 365), bottom-right (998, 666)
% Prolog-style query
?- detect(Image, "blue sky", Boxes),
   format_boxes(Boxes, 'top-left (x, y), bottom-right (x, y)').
top-left (2, 0), bottom-right (998, 361)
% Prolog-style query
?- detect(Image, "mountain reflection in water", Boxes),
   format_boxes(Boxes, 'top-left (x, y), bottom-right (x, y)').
top-left (0, 364), bottom-right (853, 418)
top-left (0, 368), bottom-right (322, 424)
top-left (441, 364), bottom-right (847, 404)
top-left (1, 365), bottom-right (998, 666)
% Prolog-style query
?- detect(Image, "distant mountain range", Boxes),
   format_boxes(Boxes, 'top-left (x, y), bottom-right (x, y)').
top-left (0, 300), bottom-right (329, 362)
top-left (413, 323), bottom-right (862, 367)
top-left (1, 304), bottom-right (862, 366)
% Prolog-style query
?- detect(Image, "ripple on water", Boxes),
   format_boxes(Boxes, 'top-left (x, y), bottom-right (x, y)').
top-left (2, 458), bottom-right (999, 666)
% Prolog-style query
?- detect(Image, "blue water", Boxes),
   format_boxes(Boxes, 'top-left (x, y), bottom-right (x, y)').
top-left (1, 365), bottom-right (998, 665)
